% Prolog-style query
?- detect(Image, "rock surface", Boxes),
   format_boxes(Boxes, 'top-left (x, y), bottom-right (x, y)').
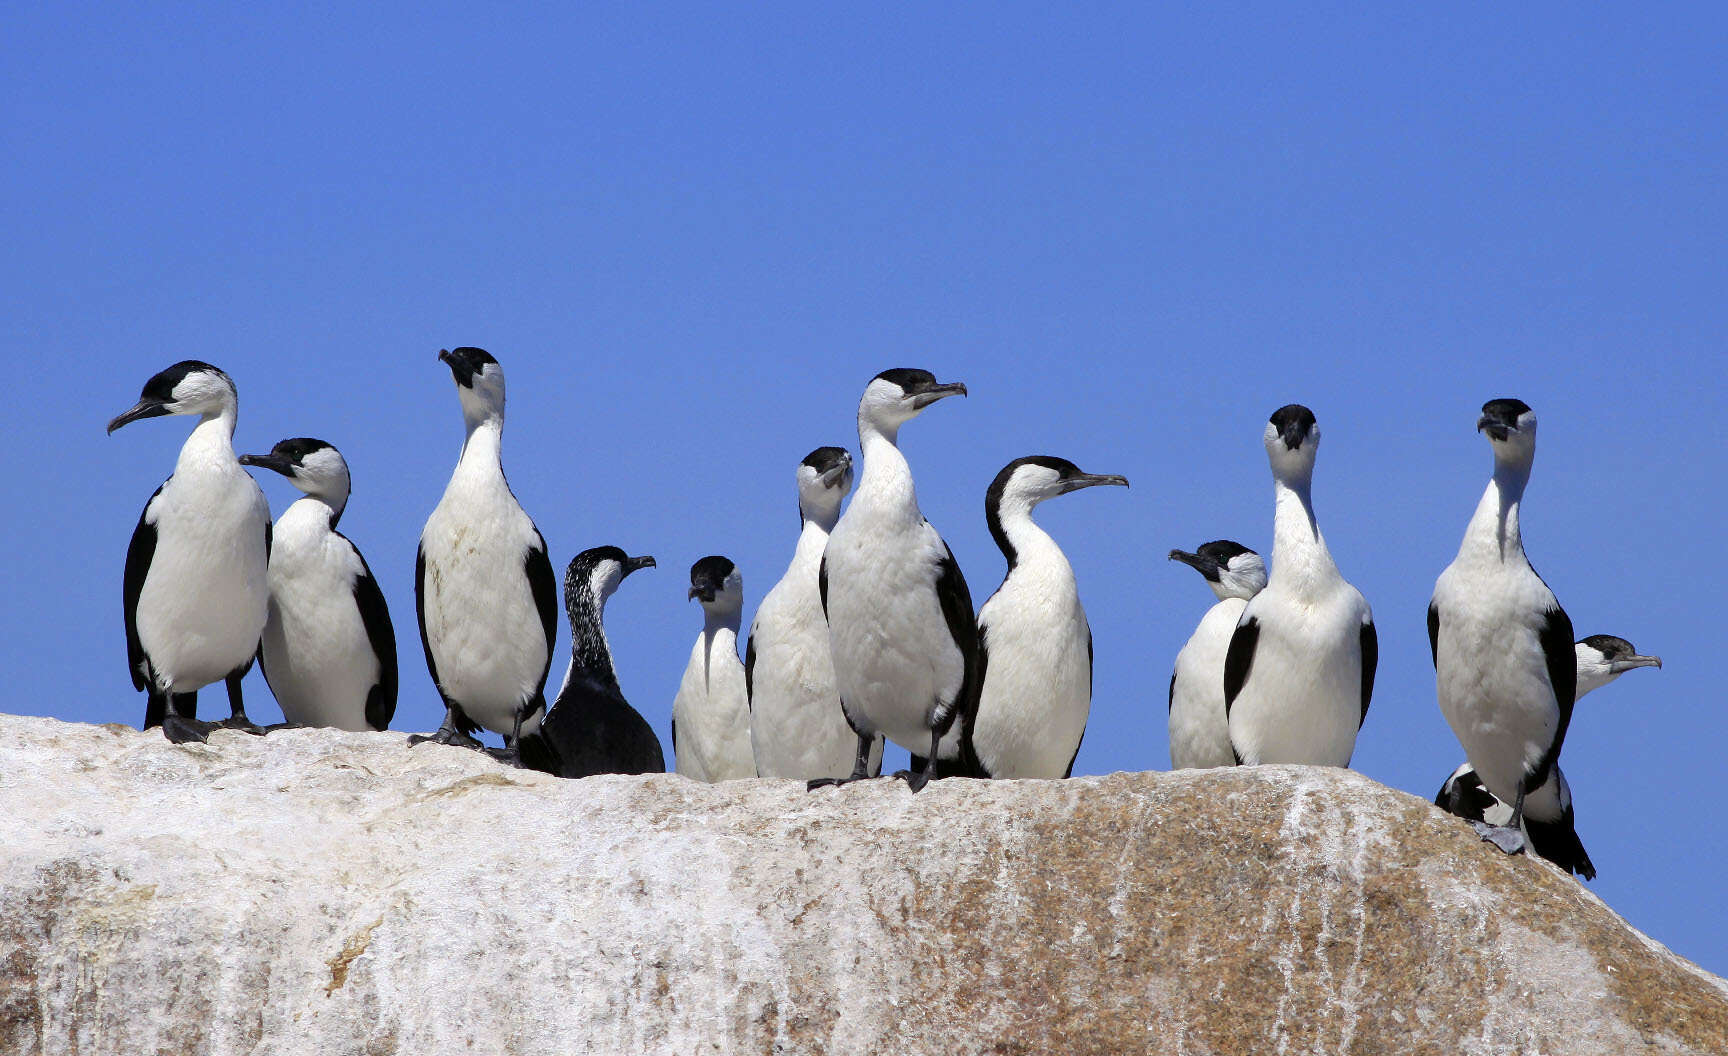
top-left (1, 714), bottom-right (1724, 1055)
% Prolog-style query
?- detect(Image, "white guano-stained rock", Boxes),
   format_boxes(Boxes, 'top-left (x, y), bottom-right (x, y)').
top-left (1, 713), bottom-right (1725, 1055)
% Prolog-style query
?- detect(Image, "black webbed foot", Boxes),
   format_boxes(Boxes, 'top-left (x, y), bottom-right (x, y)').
top-left (162, 715), bottom-right (215, 745)
top-left (891, 768), bottom-right (933, 793)
top-left (485, 746), bottom-right (524, 768)
top-left (218, 714), bottom-right (267, 736)
top-left (408, 728), bottom-right (483, 750)
top-left (261, 722), bottom-right (305, 733)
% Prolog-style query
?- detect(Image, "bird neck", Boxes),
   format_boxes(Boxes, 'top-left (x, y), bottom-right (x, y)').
top-left (1269, 475), bottom-right (1338, 590)
top-left (988, 495), bottom-right (1066, 579)
top-left (565, 598), bottom-right (621, 693)
top-left (797, 496), bottom-right (843, 535)
top-left (175, 405), bottom-right (241, 475)
top-left (454, 417), bottom-right (506, 482)
top-left (854, 429), bottom-right (920, 524)
top-left (281, 495), bottom-right (339, 536)
top-left (701, 617), bottom-right (739, 688)
top-left (1461, 460), bottom-right (1529, 564)
top-left (788, 516), bottom-right (832, 575)
top-left (703, 606), bottom-right (742, 639)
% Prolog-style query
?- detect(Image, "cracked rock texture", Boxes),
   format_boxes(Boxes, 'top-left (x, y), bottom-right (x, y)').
top-left (1, 713), bottom-right (1725, 1055)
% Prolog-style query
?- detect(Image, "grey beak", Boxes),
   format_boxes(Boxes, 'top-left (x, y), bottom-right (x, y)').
top-left (107, 400), bottom-right (170, 435)
top-left (624, 555), bottom-right (656, 576)
top-left (1168, 549), bottom-right (1220, 580)
top-left (911, 381), bottom-right (968, 409)
top-left (1612, 654), bottom-right (1663, 673)
top-left (237, 453), bottom-right (295, 478)
top-left (1063, 472), bottom-right (1130, 493)
top-left (819, 461), bottom-right (851, 489)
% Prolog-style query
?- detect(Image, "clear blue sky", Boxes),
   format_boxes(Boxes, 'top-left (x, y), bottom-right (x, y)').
top-left (5, 4), bottom-right (1722, 974)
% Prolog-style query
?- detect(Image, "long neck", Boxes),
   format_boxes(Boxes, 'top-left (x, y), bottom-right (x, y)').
top-left (175, 404), bottom-right (240, 473)
top-left (1460, 458), bottom-right (1529, 564)
top-left (566, 598), bottom-right (620, 693)
top-left (454, 417), bottom-right (505, 485)
top-left (855, 426), bottom-right (920, 524)
top-left (282, 495), bottom-right (338, 535)
top-left (701, 614), bottom-right (739, 687)
top-left (989, 498), bottom-right (1069, 582)
top-left (787, 517), bottom-right (832, 576)
top-left (1269, 473), bottom-right (1338, 591)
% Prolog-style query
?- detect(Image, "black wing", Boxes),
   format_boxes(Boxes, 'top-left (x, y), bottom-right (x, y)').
top-left (1064, 730), bottom-right (1084, 779)
top-left (524, 529), bottom-right (559, 701)
top-left (122, 485), bottom-right (163, 691)
top-left (743, 630), bottom-right (756, 709)
top-left (1358, 618), bottom-right (1378, 729)
top-left (932, 540), bottom-right (987, 777)
top-left (414, 542), bottom-right (442, 696)
top-left (1529, 603), bottom-right (1578, 790)
top-left (1222, 615), bottom-right (1260, 718)
top-left (1426, 600), bottom-right (1440, 668)
top-left (817, 553), bottom-right (829, 620)
top-left (1168, 670), bottom-right (1176, 714)
top-left (344, 535), bottom-right (398, 731)
top-left (1086, 625), bottom-right (1094, 696)
top-left (1435, 766), bottom-right (1498, 822)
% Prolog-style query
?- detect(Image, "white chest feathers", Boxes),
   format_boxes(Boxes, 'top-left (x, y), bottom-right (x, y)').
top-left (259, 500), bottom-right (381, 731)
top-left (418, 455), bottom-right (549, 735)
top-left (674, 625), bottom-right (754, 781)
top-left (1169, 597), bottom-right (1247, 769)
top-left (972, 549), bottom-right (1091, 779)
top-left (137, 444), bottom-right (271, 692)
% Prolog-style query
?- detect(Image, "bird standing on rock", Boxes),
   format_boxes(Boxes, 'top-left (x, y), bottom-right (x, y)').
top-left (1168, 541), bottom-right (1265, 770)
top-left (241, 438), bottom-right (396, 732)
top-left (521, 547), bottom-right (663, 778)
top-left (1436, 633), bottom-right (1662, 879)
top-left (673, 556), bottom-right (754, 781)
top-left (1430, 398), bottom-right (1575, 856)
top-left (109, 361), bottom-right (271, 744)
top-left (747, 447), bottom-right (883, 781)
top-left (817, 368), bottom-right (982, 792)
top-left (1224, 405), bottom-right (1377, 767)
top-left (412, 348), bottom-right (557, 766)
top-left (970, 456), bottom-right (1128, 779)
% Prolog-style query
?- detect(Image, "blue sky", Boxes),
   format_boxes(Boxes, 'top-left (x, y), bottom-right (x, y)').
top-left (5, 4), bottom-right (1723, 973)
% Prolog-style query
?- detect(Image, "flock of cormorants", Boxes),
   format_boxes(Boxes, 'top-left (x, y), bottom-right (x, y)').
top-left (106, 352), bottom-right (1660, 881)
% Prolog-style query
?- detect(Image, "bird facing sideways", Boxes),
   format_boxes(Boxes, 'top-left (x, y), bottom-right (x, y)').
top-left (672, 556), bottom-right (755, 782)
top-left (817, 368), bottom-right (982, 792)
top-left (747, 446), bottom-right (883, 781)
top-left (520, 547), bottom-right (664, 778)
top-left (971, 456), bottom-right (1128, 778)
top-left (1430, 398), bottom-right (1574, 856)
top-left (1168, 541), bottom-right (1266, 770)
top-left (412, 347), bottom-right (558, 766)
top-left (240, 437), bottom-right (397, 732)
top-left (109, 360), bottom-right (271, 744)
top-left (1224, 405), bottom-right (1377, 767)
top-left (1436, 634), bottom-right (1661, 880)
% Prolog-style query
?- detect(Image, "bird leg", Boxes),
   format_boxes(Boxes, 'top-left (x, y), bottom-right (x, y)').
top-left (485, 707), bottom-right (528, 768)
top-left (161, 692), bottom-right (214, 745)
top-left (1474, 784), bottom-right (1529, 855)
top-left (807, 732), bottom-right (878, 791)
top-left (891, 730), bottom-right (943, 793)
top-left (217, 668), bottom-right (266, 735)
top-left (407, 704), bottom-right (483, 750)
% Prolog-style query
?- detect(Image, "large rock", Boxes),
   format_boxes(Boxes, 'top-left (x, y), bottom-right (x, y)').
top-left (0, 714), bottom-right (1723, 1055)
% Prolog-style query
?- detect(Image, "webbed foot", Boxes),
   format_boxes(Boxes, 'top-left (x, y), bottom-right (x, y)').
top-left (218, 714), bottom-right (266, 735)
top-left (1474, 821), bottom-right (1527, 855)
top-left (408, 728), bottom-right (483, 750)
top-left (162, 715), bottom-right (215, 745)
top-left (485, 746), bottom-right (523, 768)
top-left (891, 768), bottom-right (933, 794)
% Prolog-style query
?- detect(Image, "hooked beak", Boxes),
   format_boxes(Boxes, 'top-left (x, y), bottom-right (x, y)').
top-left (688, 585), bottom-right (715, 603)
top-left (1477, 414), bottom-right (1518, 442)
top-left (1061, 472), bottom-right (1129, 494)
top-left (1168, 549), bottom-right (1219, 579)
top-left (819, 459), bottom-right (852, 490)
top-left (911, 381), bottom-right (967, 410)
top-left (237, 453), bottom-right (295, 478)
top-left (624, 555), bottom-right (656, 577)
top-left (1611, 654), bottom-right (1663, 674)
top-left (107, 399), bottom-right (170, 435)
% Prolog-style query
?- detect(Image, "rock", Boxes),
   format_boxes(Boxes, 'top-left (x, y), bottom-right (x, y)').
top-left (0, 714), bottom-right (1724, 1055)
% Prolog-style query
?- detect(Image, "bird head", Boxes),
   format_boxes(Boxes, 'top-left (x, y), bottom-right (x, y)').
top-left (108, 361), bottom-right (237, 434)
